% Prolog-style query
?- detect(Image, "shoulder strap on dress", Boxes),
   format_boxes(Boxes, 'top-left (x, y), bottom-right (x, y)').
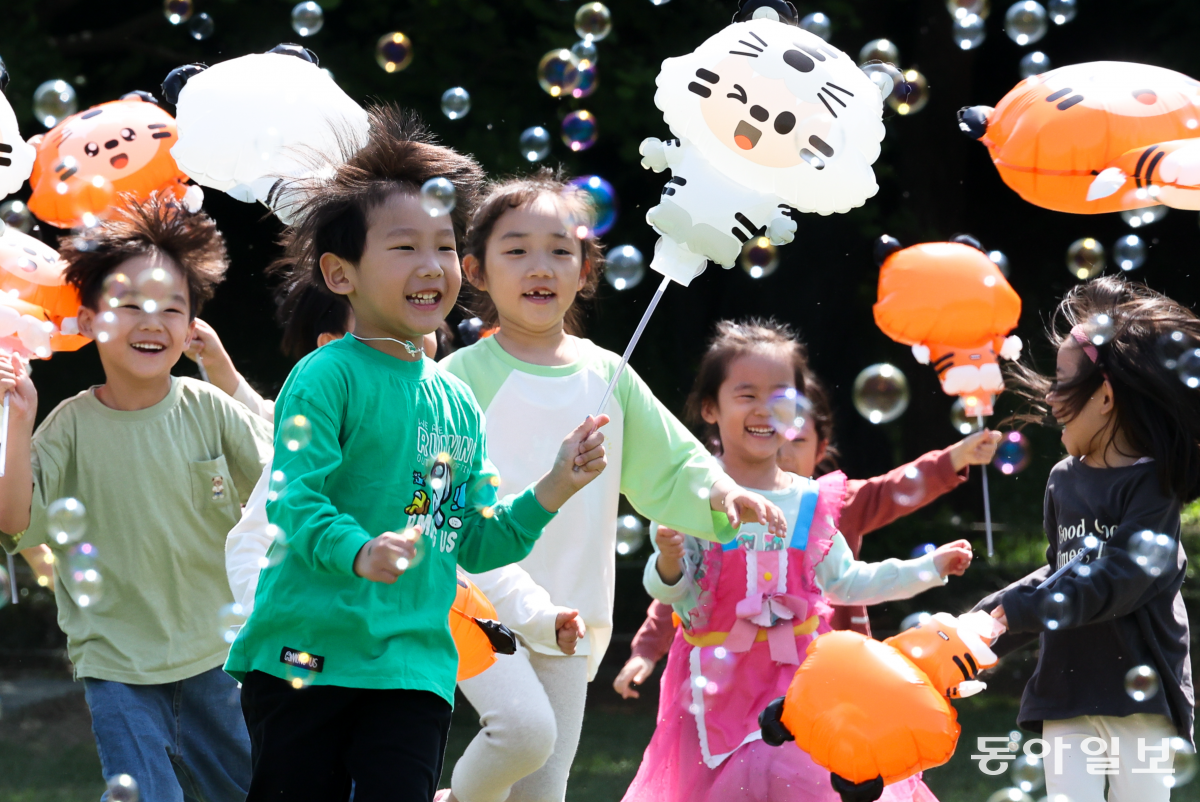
top-left (807, 471), bottom-right (848, 564)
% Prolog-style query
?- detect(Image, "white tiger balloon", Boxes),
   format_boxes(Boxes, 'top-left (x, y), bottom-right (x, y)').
top-left (641, 17), bottom-right (886, 284)
top-left (0, 71), bottom-right (36, 199)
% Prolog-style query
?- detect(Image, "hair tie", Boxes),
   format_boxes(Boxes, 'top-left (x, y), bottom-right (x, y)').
top-left (1069, 324), bottom-right (1100, 363)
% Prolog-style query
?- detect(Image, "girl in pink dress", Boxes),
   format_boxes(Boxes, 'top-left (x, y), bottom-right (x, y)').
top-left (622, 320), bottom-right (975, 802)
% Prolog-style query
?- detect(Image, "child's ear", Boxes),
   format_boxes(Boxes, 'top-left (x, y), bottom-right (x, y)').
top-left (316, 331), bottom-right (341, 348)
top-left (701, 398), bottom-right (720, 425)
top-left (76, 306), bottom-right (97, 339)
top-left (461, 254), bottom-right (486, 290)
top-left (577, 258), bottom-right (590, 292)
top-left (815, 438), bottom-right (828, 466)
top-left (320, 253), bottom-right (354, 296)
top-left (184, 316), bottom-right (198, 349)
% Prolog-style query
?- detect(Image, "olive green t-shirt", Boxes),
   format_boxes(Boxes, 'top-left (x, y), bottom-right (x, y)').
top-left (0, 377), bottom-right (273, 684)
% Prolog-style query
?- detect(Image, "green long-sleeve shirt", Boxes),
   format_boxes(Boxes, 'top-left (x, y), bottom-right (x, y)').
top-left (226, 335), bottom-right (555, 703)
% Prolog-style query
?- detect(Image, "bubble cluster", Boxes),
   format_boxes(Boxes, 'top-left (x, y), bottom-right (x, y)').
top-left (1124, 664), bottom-right (1160, 701)
top-left (1114, 234), bottom-right (1146, 271)
top-left (291, 2), bottom-right (324, 37)
top-left (616, 515), bottom-right (646, 556)
top-left (163, 0), bottom-right (193, 25)
top-left (537, 49), bottom-right (581, 98)
top-left (281, 415), bottom-right (313, 452)
top-left (767, 388), bottom-right (812, 440)
top-left (892, 465), bottom-right (926, 507)
top-left (568, 175), bottom-right (617, 236)
top-left (1005, 1), bottom-right (1048, 45)
top-left (376, 32), bottom-right (414, 73)
top-left (887, 70), bottom-right (929, 116)
top-left (1121, 206), bottom-right (1167, 228)
top-left (420, 177), bottom-right (457, 217)
top-left (48, 497), bottom-right (87, 545)
top-left (954, 14), bottom-right (987, 49)
top-left (520, 126), bottom-right (552, 162)
top-left (571, 39), bottom-right (598, 67)
top-left (572, 63), bottom-right (599, 99)
top-left (574, 3), bottom-right (612, 41)
top-left (440, 87), bottom-right (471, 121)
top-left (561, 110), bottom-right (598, 152)
top-left (32, 80), bottom-right (78, 128)
top-left (605, 245), bottom-right (645, 291)
top-left (1130, 530), bottom-right (1175, 577)
top-left (852, 363), bottom-right (910, 424)
top-left (1066, 238), bottom-right (1105, 280)
top-left (1019, 51), bottom-right (1051, 78)
top-left (799, 12), bottom-right (832, 40)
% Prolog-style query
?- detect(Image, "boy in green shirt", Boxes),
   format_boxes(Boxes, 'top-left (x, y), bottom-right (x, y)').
top-left (225, 106), bottom-right (609, 802)
top-left (0, 195), bottom-right (273, 801)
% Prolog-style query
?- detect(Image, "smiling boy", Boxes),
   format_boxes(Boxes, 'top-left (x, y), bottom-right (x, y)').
top-left (0, 194), bottom-right (273, 801)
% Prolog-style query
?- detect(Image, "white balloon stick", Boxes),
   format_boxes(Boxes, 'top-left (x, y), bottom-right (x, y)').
top-left (6, 552), bottom-right (15, 605)
top-left (594, 275), bottom-right (671, 418)
top-left (978, 413), bottom-right (993, 557)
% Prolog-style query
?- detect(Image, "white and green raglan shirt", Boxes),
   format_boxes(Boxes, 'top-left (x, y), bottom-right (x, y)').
top-left (440, 335), bottom-right (736, 679)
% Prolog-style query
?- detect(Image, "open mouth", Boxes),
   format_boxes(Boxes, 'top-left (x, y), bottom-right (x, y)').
top-left (523, 289), bottom-right (556, 304)
top-left (131, 342), bottom-right (165, 353)
top-left (110, 154), bottom-right (129, 169)
top-left (406, 291), bottom-right (441, 309)
top-left (734, 120), bottom-right (762, 150)
top-left (746, 425), bottom-right (776, 439)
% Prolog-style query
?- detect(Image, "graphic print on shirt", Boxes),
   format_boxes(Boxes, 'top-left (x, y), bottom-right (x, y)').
top-left (406, 419), bottom-right (474, 555)
top-left (1056, 517), bottom-right (1118, 568)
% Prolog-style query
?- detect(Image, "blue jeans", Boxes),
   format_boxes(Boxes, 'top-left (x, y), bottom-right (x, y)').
top-left (84, 665), bottom-right (251, 802)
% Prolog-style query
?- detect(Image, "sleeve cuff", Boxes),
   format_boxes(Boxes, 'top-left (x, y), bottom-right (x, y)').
top-left (1000, 586), bottom-right (1040, 633)
top-left (710, 509), bottom-right (737, 544)
top-left (912, 551), bottom-right (949, 589)
top-left (330, 530), bottom-right (374, 577)
top-left (509, 485), bottom-right (558, 534)
top-left (642, 554), bottom-right (691, 604)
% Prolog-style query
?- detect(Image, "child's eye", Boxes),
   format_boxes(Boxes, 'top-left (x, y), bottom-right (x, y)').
top-left (552, 248), bottom-right (573, 257)
top-left (504, 248), bottom-right (526, 256)
top-left (390, 245), bottom-right (416, 251)
top-left (438, 245), bottom-right (457, 252)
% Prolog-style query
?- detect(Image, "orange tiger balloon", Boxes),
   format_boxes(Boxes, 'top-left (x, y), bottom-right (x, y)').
top-left (27, 93), bottom-right (197, 229)
top-left (959, 61), bottom-right (1200, 215)
top-left (0, 227), bottom-right (88, 354)
top-left (873, 236), bottom-right (1022, 418)
top-left (452, 567), bottom-right (517, 681)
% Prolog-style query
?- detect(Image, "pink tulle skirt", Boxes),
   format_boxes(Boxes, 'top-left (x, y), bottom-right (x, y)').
top-left (621, 632), bottom-right (941, 802)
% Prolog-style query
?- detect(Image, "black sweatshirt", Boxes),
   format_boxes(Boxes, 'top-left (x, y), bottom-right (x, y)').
top-left (973, 457), bottom-right (1194, 742)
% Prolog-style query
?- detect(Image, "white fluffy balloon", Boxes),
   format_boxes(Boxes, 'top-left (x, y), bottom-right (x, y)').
top-left (642, 18), bottom-right (885, 284)
top-left (170, 51), bottom-right (369, 224)
top-left (0, 91), bottom-right (36, 199)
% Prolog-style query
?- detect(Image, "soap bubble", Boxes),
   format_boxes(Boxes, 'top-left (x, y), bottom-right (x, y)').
top-left (537, 49), bottom-right (581, 98)
top-left (739, 236), bottom-right (779, 279)
top-left (1005, 1), bottom-right (1048, 45)
top-left (994, 431), bottom-right (1031, 475)
top-left (1066, 238), bottom-right (1105, 280)
top-left (32, 80), bottom-right (77, 128)
top-left (767, 388), bottom-right (812, 440)
top-left (218, 602), bottom-right (248, 644)
top-left (572, 63), bottom-right (599, 99)
top-left (135, 265), bottom-right (177, 314)
top-left (988, 249), bottom-right (1011, 276)
top-left (163, 0), bottom-right (193, 25)
top-left (1157, 331), bottom-right (1194, 371)
top-left (988, 788), bottom-right (1033, 802)
top-left (900, 611), bottom-right (932, 631)
top-left (571, 39), bottom-right (598, 67)
top-left (616, 515), bottom-right (646, 556)
top-left (1167, 738), bottom-right (1197, 787)
top-left (1047, 0), bottom-right (1075, 24)
top-left (457, 317), bottom-right (485, 346)
top-left (68, 542), bottom-right (102, 608)
top-left (440, 87), bottom-right (471, 120)
top-left (605, 245), bottom-right (645, 291)
top-left (394, 526), bottom-right (427, 572)
top-left (281, 415), bottom-right (313, 452)
top-left (861, 62), bottom-right (903, 102)
top-left (561, 110), bottom-right (598, 152)
top-left (100, 271), bottom-right (137, 310)
top-left (1121, 206), bottom-right (1167, 228)
top-left (892, 465), bottom-right (926, 507)
top-left (1130, 530), bottom-right (1176, 577)
top-left (420, 177), bottom-right (457, 217)
top-left (1012, 754), bottom-right (1045, 793)
top-left (575, 2), bottom-right (613, 41)
top-left (376, 32), bottom-right (414, 73)
top-left (887, 69), bottom-right (929, 115)
top-left (947, 0), bottom-right (991, 19)
top-left (859, 39), bottom-right (900, 65)
top-left (519, 126), bottom-right (552, 162)
top-left (291, 2), bottom-right (324, 37)
top-left (568, 175), bottom-right (617, 236)
top-left (1125, 664), bottom-right (1160, 702)
top-left (267, 470), bottom-right (288, 503)
top-left (1114, 234), bottom-right (1146, 271)
top-left (47, 497), bottom-right (87, 545)
top-left (910, 543), bottom-right (935, 559)
top-left (799, 12), bottom-right (832, 39)
top-left (1041, 590), bottom-right (1072, 630)
top-left (954, 14), bottom-right (987, 49)
top-left (263, 524), bottom-right (289, 568)
top-left (1179, 347), bottom-right (1200, 389)
top-left (106, 774), bottom-right (139, 802)
top-left (0, 200), bottom-right (34, 233)
top-left (1019, 51), bottom-right (1051, 78)
top-left (852, 363), bottom-right (909, 424)
top-left (188, 12), bottom-right (214, 40)
top-left (1083, 312), bottom-right (1115, 346)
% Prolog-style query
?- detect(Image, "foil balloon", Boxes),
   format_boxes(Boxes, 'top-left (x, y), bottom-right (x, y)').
top-left (640, 14), bottom-right (886, 284)
top-left (451, 567), bottom-right (517, 681)
top-left (0, 68), bottom-right (36, 198)
top-left (164, 44), bottom-right (370, 224)
top-left (760, 612), bottom-right (1004, 792)
top-left (959, 61), bottom-right (1200, 215)
top-left (873, 235), bottom-right (1023, 418)
top-left (27, 93), bottom-right (198, 229)
top-left (0, 227), bottom-right (88, 351)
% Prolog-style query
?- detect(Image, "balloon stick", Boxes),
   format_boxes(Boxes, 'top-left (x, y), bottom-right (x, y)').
top-left (1037, 540), bottom-right (1099, 590)
top-left (0, 392), bottom-right (9, 479)
top-left (6, 552), bottom-right (14, 605)
top-left (196, 356), bottom-right (210, 384)
top-left (594, 275), bottom-right (671, 417)
top-left (978, 413), bottom-right (993, 557)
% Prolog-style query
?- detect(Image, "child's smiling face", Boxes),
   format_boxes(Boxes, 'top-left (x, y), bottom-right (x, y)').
top-left (705, 349), bottom-right (794, 464)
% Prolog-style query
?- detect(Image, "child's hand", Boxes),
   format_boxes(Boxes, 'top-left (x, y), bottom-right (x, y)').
top-left (949, 429), bottom-right (1003, 471)
top-left (554, 608), bottom-right (587, 655)
top-left (0, 352), bottom-right (37, 428)
top-left (655, 526), bottom-right (685, 585)
top-left (933, 539), bottom-right (974, 577)
top-left (353, 528), bottom-right (420, 583)
top-left (534, 415), bottom-right (611, 512)
top-left (991, 605), bottom-right (1008, 629)
top-left (185, 318), bottom-right (241, 395)
top-left (613, 655), bottom-right (656, 699)
top-left (710, 478), bottom-right (788, 536)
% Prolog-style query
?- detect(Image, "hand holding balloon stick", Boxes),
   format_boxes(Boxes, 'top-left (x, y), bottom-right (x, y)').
top-left (873, 235), bottom-right (1023, 557)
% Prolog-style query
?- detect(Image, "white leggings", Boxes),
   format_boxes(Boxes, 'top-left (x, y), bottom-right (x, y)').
top-left (1042, 713), bottom-right (1179, 802)
top-left (452, 643), bottom-right (589, 802)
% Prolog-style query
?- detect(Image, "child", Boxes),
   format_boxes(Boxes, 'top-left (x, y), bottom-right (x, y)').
top-left (978, 276), bottom-right (1198, 802)
top-left (0, 194), bottom-right (273, 801)
top-left (438, 168), bottom-right (786, 802)
top-left (614, 374), bottom-right (1001, 698)
top-left (623, 319), bottom-right (975, 802)
top-left (224, 106), bottom-right (609, 802)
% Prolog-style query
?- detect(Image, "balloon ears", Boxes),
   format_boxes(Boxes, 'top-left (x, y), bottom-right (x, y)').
top-left (957, 106), bottom-right (993, 140)
top-left (120, 90), bottom-right (160, 105)
top-left (162, 63), bottom-right (209, 105)
top-left (757, 696), bottom-right (795, 746)
top-left (0, 67), bottom-right (8, 93)
top-left (874, 234), bottom-right (902, 266)
top-left (950, 233), bottom-right (985, 252)
top-left (268, 43), bottom-right (320, 66)
top-left (732, 0), bottom-right (799, 25)
top-left (830, 773), bottom-right (885, 802)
